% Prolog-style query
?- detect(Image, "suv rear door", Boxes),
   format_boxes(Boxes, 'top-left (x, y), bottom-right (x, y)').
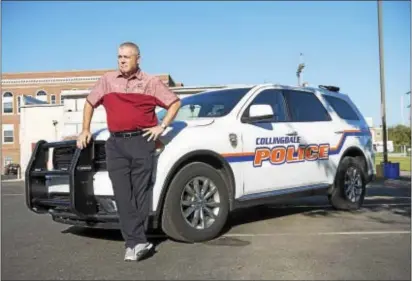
top-left (281, 89), bottom-right (342, 186)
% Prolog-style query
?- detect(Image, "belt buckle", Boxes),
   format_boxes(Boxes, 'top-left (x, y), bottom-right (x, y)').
top-left (123, 132), bottom-right (132, 138)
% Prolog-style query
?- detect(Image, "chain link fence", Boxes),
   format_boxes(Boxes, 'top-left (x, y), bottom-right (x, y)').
top-left (374, 144), bottom-right (411, 157)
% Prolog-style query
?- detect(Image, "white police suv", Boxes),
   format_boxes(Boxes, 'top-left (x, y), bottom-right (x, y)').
top-left (25, 83), bottom-right (376, 243)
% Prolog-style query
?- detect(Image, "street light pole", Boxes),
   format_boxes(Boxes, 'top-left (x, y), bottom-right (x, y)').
top-left (296, 53), bottom-right (305, 87)
top-left (406, 91), bottom-right (411, 125)
top-left (377, 0), bottom-right (388, 163)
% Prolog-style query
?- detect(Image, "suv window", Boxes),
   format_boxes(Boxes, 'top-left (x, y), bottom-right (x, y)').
top-left (243, 89), bottom-right (288, 122)
top-left (323, 95), bottom-right (360, 120)
top-left (283, 90), bottom-right (331, 122)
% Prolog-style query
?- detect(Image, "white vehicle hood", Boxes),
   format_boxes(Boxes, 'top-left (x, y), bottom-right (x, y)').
top-left (93, 118), bottom-right (215, 143)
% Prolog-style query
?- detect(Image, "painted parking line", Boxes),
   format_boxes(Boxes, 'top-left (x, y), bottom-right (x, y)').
top-left (143, 230), bottom-right (411, 240)
top-left (268, 202), bottom-right (410, 209)
top-left (2, 193), bottom-right (410, 208)
top-left (223, 230), bottom-right (411, 237)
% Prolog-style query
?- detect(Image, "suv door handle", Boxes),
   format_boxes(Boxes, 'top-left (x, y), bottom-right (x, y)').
top-left (286, 131), bottom-right (298, 136)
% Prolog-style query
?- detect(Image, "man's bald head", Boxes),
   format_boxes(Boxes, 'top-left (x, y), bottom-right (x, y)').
top-left (119, 42), bottom-right (140, 56)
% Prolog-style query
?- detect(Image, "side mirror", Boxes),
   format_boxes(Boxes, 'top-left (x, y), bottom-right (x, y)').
top-left (242, 104), bottom-right (274, 123)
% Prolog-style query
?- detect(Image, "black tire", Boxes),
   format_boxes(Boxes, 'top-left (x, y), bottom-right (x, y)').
top-left (329, 156), bottom-right (366, 210)
top-left (161, 162), bottom-right (230, 243)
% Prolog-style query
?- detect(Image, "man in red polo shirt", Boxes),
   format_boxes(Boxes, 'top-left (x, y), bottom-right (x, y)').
top-left (77, 42), bottom-right (181, 261)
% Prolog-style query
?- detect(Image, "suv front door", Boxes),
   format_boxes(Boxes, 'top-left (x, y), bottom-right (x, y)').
top-left (238, 86), bottom-right (302, 196)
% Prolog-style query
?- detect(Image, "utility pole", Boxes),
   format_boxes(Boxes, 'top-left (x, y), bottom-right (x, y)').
top-left (377, 0), bottom-right (388, 163)
top-left (407, 91), bottom-right (411, 125)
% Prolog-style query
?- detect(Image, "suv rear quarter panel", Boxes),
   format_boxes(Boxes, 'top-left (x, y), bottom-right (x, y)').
top-left (318, 91), bottom-right (375, 181)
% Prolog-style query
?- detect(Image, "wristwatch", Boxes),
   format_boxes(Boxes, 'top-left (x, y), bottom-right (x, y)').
top-left (160, 123), bottom-right (167, 130)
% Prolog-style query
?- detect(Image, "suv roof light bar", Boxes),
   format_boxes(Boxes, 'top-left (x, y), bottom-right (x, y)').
top-left (319, 85), bottom-right (340, 92)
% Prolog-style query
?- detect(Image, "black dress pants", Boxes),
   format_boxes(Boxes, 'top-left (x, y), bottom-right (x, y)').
top-left (105, 133), bottom-right (155, 248)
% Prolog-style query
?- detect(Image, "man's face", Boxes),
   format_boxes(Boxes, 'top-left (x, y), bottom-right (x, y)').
top-left (117, 46), bottom-right (139, 74)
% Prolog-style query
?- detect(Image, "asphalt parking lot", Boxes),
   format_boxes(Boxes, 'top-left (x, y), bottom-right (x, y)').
top-left (2, 179), bottom-right (411, 280)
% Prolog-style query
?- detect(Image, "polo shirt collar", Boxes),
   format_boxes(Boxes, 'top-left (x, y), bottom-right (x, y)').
top-left (116, 68), bottom-right (142, 80)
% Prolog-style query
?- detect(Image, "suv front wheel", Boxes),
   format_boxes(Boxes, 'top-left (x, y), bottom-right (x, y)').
top-left (329, 156), bottom-right (367, 210)
top-left (161, 162), bottom-right (230, 243)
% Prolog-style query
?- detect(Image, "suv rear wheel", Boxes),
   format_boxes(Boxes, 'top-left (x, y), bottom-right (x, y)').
top-left (161, 162), bottom-right (230, 243)
top-left (329, 156), bottom-right (366, 210)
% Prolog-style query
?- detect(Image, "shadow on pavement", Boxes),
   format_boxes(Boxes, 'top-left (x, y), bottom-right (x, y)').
top-left (221, 183), bottom-right (411, 235)
top-left (61, 181), bottom-right (410, 244)
top-left (61, 226), bottom-right (168, 253)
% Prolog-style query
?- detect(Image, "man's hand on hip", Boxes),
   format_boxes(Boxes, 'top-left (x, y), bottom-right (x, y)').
top-left (142, 125), bottom-right (165, 142)
top-left (77, 130), bottom-right (92, 149)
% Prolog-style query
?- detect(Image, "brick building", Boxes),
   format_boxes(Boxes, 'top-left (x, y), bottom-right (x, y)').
top-left (1, 69), bottom-right (184, 174)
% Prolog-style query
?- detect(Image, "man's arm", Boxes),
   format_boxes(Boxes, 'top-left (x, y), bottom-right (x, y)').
top-left (81, 101), bottom-right (95, 132)
top-left (76, 102), bottom-right (95, 149)
top-left (159, 99), bottom-right (181, 127)
top-left (77, 75), bottom-right (106, 149)
top-left (143, 77), bottom-right (181, 141)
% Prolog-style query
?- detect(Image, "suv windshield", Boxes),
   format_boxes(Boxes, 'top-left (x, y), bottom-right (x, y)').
top-left (157, 87), bottom-right (253, 121)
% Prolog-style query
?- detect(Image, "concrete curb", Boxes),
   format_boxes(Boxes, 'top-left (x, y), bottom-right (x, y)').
top-left (1, 179), bottom-right (24, 183)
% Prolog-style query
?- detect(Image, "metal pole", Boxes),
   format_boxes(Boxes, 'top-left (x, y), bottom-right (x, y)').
top-left (377, 0), bottom-right (388, 163)
top-left (401, 95), bottom-right (404, 125)
top-left (407, 91), bottom-right (411, 125)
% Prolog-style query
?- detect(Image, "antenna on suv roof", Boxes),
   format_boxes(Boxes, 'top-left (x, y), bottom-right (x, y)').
top-left (319, 85), bottom-right (340, 92)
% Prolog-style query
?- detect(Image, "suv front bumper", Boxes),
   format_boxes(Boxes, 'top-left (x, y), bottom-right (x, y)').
top-left (25, 139), bottom-right (158, 230)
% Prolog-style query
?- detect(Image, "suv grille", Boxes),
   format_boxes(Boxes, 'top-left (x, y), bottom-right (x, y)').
top-left (52, 142), bottom-right (106, 171)
top-left (53, 146), bottom-right (76, 170)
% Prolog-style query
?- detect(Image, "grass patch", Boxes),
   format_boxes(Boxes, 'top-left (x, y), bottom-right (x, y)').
top-left (375, 155), bottom-right (411, 171)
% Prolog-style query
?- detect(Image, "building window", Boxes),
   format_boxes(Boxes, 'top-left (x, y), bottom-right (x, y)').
top-left (36, 90), bottom-right (47, 102)
top-left (51, 95), bottom-right (56, 104)
top-left (2, 92), bottom-right (13, 114)
top-left (61, 96), bottom-right (65, 105)
top-left (2, 124), bottom-right (14, 143)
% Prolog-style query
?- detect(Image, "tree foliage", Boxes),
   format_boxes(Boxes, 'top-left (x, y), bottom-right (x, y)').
top-left (388, 125), bottom-right (411, 146)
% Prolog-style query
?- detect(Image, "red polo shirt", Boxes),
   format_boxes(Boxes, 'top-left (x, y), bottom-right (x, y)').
top-left (86, 70), bottom-right (179, 132)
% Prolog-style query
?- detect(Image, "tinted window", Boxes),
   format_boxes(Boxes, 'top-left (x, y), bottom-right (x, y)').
top-left (283, 90), bottom-right (331, 122)
top-left (244, 89), bottom-right (288, 122)
top-left (323, 95), bottom-right (360, 120)
top-left (157, 87), bottom-right (252, 121)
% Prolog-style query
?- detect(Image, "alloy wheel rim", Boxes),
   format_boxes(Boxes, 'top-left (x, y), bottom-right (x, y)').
top-left (343, 166), bottom-right (363, 203)
top-left (180, 176), bottom-right (221, 229)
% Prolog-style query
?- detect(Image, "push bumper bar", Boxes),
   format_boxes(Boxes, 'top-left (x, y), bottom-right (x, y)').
top-left (25, 139), bottom-right (120, 228)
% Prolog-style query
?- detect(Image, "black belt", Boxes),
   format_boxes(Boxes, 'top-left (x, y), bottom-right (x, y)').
top-left (110, 129), bottom-right (143, 138)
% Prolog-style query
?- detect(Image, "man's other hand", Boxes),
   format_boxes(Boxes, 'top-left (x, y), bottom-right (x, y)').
top-left (77, 130), bottom-right (92, 149)
top-left (142, 125), bottom-right (165, 142)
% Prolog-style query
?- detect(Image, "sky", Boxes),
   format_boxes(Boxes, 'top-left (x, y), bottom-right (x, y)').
top-left (2, 1), bottom-right (410, 127)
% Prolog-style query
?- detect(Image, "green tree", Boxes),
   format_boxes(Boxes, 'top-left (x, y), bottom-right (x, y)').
top-left (388, 124), bottom-right (411, 146)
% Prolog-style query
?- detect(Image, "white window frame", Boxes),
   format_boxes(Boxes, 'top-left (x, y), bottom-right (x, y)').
top-left (2, 124), bottom-right (14, 144)
top-left (51, 94), bottom-right (56, 104)
top-left (2, 92), bottom-right (14, 115)
top-left (36, 90), bottom-right (48, 103)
